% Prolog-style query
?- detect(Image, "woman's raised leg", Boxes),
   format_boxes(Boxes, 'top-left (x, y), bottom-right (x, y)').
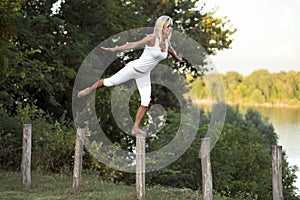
top-left (77, 79), bottom-right (104, 97)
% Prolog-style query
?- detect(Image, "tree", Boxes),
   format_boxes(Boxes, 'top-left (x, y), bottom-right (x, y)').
top-left (223, 71), bottom-right (243, 103)
top-left (0, 0), bottom-right (26, 112)
top-left (1, 0), bottom-right (236, 117)
top-left (245, 108), bottom-right (278, 146)
top-left (0, 0), bottom-right (76, 117)
top-left (188, 70), bottom-right (300, 106)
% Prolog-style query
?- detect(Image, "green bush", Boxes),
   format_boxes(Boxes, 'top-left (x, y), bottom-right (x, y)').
top-left (0, 103), bottom-right (124, 181)
top-left (0, 103), bottom-right (76, 173)
top-left (0, 105), bottom-right (22, 170)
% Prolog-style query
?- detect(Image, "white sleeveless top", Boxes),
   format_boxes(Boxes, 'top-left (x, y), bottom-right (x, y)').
top-left (129, 37), bottom-right (168, 73)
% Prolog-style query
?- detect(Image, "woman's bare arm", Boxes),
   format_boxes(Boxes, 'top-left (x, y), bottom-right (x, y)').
top-left (101, 36), bottom-right (154, 52)
top-left (168, 41), bottom-right (185, 62)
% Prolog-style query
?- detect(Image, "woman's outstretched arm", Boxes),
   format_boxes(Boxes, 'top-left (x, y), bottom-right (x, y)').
top-left (101, 35), bottom-right (154, 52)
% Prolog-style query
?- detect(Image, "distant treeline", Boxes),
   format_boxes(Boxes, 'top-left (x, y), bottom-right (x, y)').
top-left (190, 69), bottom-right (300, 107)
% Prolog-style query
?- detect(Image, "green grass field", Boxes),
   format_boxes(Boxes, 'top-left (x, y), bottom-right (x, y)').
top-left (0, 170), bottom-right (202, 200)
top-left (0, 170), bottom-right (236, 200)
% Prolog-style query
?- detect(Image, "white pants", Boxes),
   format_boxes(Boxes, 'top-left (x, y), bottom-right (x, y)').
top-left (103, 62), bottom-right (151, 106)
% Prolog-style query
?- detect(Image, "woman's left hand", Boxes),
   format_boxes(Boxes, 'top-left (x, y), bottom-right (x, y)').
top-left (177, 57), bottom-right (186, 63)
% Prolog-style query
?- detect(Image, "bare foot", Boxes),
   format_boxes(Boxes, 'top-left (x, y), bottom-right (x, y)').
top-left (77, 87), bottom-right (92, 98)
top-left (131, 126), bottom-right (147, 137)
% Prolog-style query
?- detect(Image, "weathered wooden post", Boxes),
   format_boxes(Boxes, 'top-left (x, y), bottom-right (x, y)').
top-left (73, 128), bottom-right (86, 194)
top-left (272, 145), bottom-right (283, 200)
top-left (21, 124), bottom-right (32, 188)
top-left (136, 135), bottom-right (145, 200)
top-left (200, 138), bottom-right (212, 200)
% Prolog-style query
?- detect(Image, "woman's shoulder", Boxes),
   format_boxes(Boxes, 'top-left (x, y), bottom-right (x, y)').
top-left (143, 35), bottom-right (156, 46)
top-left (144, 34), bottom-right (156, 40)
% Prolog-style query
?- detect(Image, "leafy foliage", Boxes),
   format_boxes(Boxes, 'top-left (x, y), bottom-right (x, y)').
top-left (190, 70), bottom-right (300, 106)
top-left (0, 0), bottom-right (236, 118)
top-left (0, 105), bottom-right (22, 170)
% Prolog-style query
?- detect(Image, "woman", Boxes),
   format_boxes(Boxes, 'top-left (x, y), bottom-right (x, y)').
top-left (77, 15), bottom-right (184, 137)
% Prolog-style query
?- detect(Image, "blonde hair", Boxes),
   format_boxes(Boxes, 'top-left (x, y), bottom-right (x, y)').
top-left (153, 15), bottom-right (173, 44)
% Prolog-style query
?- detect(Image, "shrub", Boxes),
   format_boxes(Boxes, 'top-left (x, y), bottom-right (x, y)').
top-left (0, 105), bottom-right (22, 170)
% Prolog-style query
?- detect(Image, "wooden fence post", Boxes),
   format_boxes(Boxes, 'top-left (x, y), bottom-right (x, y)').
top-left (136, 136), bottom-right (145, 200)
top-left (200, 138), bottom-right (212, 200)
top-left (21, 124), bottom-right (32, 188)
top-left (272, 145), bottom-right (283, 200)
top-left (73, 128), bottom-right (86, 194)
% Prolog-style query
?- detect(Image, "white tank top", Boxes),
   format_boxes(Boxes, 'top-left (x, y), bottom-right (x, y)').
top-left (129, 37), bottom-right (168, 73)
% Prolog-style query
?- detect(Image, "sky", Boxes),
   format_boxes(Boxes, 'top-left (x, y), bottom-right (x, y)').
top-left (202, 0), bottom-right (300, 75)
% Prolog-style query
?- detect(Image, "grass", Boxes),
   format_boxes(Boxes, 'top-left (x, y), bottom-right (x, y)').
top-left (0, 170), bottom-right (229, 200)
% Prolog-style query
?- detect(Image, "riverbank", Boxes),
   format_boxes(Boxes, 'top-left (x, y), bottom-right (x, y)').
top-left (193, 99), bottom-right (300, 109)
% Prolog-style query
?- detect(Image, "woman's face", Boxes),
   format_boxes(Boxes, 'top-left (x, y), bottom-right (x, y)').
top-left (163, 22), bottom-right (173, 36)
